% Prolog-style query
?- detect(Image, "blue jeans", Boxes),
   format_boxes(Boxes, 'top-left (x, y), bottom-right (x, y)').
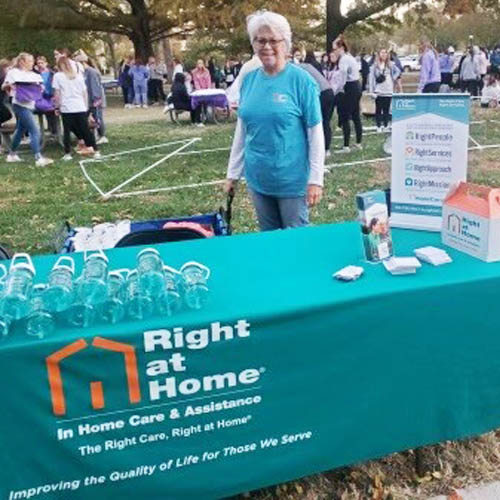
top-left (133, 81), bottom-right (148, 105)
top-left (11, 104), bottom-right (41, 157)
top-left (249, 189), bottom-right (309, 231)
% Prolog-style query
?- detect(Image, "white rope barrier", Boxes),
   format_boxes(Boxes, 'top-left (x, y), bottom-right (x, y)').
top-left (102, 138), bottom-right (200, 199)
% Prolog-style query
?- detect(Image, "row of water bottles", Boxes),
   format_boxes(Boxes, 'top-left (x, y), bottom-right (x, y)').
top-left (0, 249), bottom-right (211, 340)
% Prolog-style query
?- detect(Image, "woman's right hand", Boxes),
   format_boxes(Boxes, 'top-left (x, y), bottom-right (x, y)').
top-left (224, 179), bottom-right (238, 195)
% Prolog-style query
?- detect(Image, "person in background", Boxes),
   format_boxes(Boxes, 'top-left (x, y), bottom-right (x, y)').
top-left (324, 50), bottom-right (344, 138)
top-left (192, 59), bottom-right (212, 90)
top-left (320, 53), bottom-right (329, 75)
top-left (170, 72), bottom-right (203, 126)
top-left (129, 58), bottom-right (150, 108)
top-left (292, 48), bottom-right (302, 64)
top-left (223, 59), bottom-right (236, 88)
top-left (304, 50), bottom-right (323, 74)
top-left (460, 46), bottom-right (481, 97)
top-left (295, 48), bottom-right (335, 158)
top-left (53, 56), bottom-right (99, 161)
top-left (225, 10), bottom-right (324, 231)
top-left (147, 56), bottom-right (166, 104)
top-left (332, 35), bottom-right (363, 152)
top-left (478, 47), bottom-right (489, 92)
top-left (481, 73), bottom-right (500, 108)
top-left (360, 53), bottom-right (370, 92)
top-left (54, 48), bottom-right (84, 74)
top-left (173, 58), bottom-right (184, 79)
top-left (118, 55), bottom-right (134, 108)
top-left (76, 54), bottom-right (108, 145)
top-left (490, 45), bottom-right (500, 76)
top-left (1, 52), bottom-right (53, 166)
top-left (439, 46), bottom-right (455, 86)
top-left (35, 55), bottom-right (58, 135)
top-left (418, 38), bottom-right (441, 93)
top-left (369, 48), bottom-right (400, 133)
top-left (389, 50), bottom-right (403, 92)
top-left (0, 59), bottom-right (13, 133)
top-left (208, 57), bottom-right (224, 89)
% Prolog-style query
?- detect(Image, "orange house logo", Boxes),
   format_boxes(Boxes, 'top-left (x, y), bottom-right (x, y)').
top-left (46, 337), bottom-right (141, 416)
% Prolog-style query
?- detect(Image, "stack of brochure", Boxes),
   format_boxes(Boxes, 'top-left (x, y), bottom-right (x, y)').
top-left (383, 257), bottom-right (422, 275)
top-left (333, 265), bottom-right (364, 281)
top-left (414, 247), bottom-right (452, 266)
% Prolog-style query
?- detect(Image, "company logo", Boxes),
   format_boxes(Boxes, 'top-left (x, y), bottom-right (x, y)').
top-left (447, 214), bottom-right (461, 233)
top-left (395, 99), bottom-right (416, 110)
top-left (272, 93), bottom-right (288, 103)
top-left (46, 337), bottom-right (141, 416)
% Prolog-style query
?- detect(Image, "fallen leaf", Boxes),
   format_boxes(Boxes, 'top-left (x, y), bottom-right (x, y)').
top-left (448, 492), bottom-right (463, 500)
top-left (432, 471), bottom-right (443, 479)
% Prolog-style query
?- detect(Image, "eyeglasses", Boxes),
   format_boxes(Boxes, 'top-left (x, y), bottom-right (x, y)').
top-left (253, 38), bottom-right (285, 48)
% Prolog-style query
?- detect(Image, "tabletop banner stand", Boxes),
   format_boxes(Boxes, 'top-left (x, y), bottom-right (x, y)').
top-left (390, 93), bottom-right (470, 231)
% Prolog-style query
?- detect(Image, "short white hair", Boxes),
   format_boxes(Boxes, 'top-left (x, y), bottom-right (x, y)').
top-left (247, 10), bottom-right (292, 53)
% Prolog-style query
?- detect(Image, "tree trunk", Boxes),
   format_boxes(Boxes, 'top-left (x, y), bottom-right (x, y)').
top-left (161, 38), bottom-right (173, 81)
top-left (105, 34), bottom-right (118, 78)
top-left (326, 0), bottom-right (344, 52)
top-left (131, 33), bottom-right (154, 63)
top-left (129, 0), bottom-right (153, 62)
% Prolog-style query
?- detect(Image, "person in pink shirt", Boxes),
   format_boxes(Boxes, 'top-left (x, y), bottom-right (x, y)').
top-left (191, 59), bottom-right (212, 90)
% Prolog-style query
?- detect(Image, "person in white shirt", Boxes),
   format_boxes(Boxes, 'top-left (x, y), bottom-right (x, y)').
top-left (52, 56), bottom-right (99, 161)
top-left (1, 52), bottom-right (53, 167)
top-left (369, 48), bottom-right (401, 132)
top-left (332, 35), bottom-right (363, 152)
top-left (481, 74), bottom-right (500, 108)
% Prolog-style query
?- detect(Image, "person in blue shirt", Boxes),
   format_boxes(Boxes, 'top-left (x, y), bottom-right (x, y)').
top-left (129, 59), bottom-right (150, 108)
top-left (225, 10), bottom-right (325, 231)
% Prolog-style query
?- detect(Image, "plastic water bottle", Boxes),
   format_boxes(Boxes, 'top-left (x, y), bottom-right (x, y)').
top-left (137, 248), bottom-right (165, 298)
top-left (0, 264), bottom-right (11, 339)
top-left (43, 256), bottom-right (75, 313)
top-left (100, 269), bottom-right (127, 324)
top-left (126, 270), bottom-right (153, 320)
top-left (181, 261), bottom-right (210, 310)
top-left (2, 253), bottom-right (36, 321)
top-left (67, 250), bottom-right (108, 328)
top-left (26, 284), bottom-right (54, 339)
top-left (157, 265), bottom-right (182, 316)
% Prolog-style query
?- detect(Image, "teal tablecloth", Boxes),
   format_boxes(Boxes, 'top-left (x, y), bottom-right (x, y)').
top-left (1, 222), bottom-right (499, 500)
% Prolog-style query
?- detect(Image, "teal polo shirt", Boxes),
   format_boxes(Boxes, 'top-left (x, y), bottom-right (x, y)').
top-left (239, 63), bottom-right (321, 198)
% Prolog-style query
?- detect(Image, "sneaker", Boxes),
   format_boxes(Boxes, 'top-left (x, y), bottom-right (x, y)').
top-left (93, 151), bottom-right (102, 159)
top-left (384, 126), bottom-right (391, 133)
top-left (62, 154), bottom-right (73, 161)
top-left (325, 150), bottom-right (331, 158)
top-left (135, 104), bottom-right (141, 108)
top-left (142, 104), bottom-right (149, 109)
top-left (376, 127), bottom-right (382, 133)
top-left (35, 157), bottom-right (54, 167)
top-left (337, 146), bottom-right (350, 153)
top-left (96, 136), bottom-right (109, 145)
top-left (6, 153), bottom-right (22, 163)
top-left (195, 122), bottom-right (205, 128)
top-left (353, 143), bottom-right (363, 150)
top-left (20, 137), bottom-right (30, 145)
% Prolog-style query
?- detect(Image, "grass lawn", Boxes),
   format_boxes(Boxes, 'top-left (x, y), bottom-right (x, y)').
top-left (1, 82), bottom-right (500, 499)
top-left (1, 91), bottom-right (500, 257)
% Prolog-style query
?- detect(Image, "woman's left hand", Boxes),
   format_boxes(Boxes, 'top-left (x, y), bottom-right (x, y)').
top-left (307, 184), bottom-right (323, 207)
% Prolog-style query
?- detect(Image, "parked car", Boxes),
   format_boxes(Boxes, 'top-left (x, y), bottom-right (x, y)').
top-left (399, 54), bottom-right (421, 72)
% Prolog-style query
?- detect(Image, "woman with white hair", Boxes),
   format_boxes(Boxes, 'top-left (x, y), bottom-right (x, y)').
top-left (225, 10), bottom-right (325, 231)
